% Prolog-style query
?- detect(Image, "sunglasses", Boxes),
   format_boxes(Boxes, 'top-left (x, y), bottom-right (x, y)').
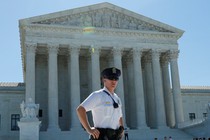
top-left (105, 76), bottom-right (119, 81)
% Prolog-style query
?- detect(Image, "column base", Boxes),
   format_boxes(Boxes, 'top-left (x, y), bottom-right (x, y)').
top-left (136, 125), bottom-right (150, 130)
top-left (156, 125), bottom-right (169, 130)
top-left (47, 125), bottom-right (61, 132)
top-left (70, 126), bottom-right (84, 131)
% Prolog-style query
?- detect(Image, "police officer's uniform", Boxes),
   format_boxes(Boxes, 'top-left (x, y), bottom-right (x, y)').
top-left (81, 87), bottom-right (122, 130)
top-left (81, 67), bottom-right (124, 140)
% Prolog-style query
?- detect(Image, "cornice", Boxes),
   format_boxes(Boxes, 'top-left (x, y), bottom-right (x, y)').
top-left (0, 82), bottom-right (25, 92)
top-left (19, 2), bottom-right (184, 34)
top-left (0, 82), bottom-right (25, 87)
top-left (181, 86), bottom-right (210, 90)
top-left (22, 24), bottom-right (181, 40)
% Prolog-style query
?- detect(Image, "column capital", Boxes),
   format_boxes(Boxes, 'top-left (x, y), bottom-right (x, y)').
top-left (151, 49), bottom-right (162, 61)
top-left (25, 43), bottom-right (37, 53)
top-left (47, 44), bottom-right (59, 54)
top-left (47, 43), bottom-right (60, 48)
top-left (124, 55), bottom-right (132, 63)
top-left (132, 48), bottom-right (143, 57)
top-left (68, 46), bottom-right (80, 54)
top-left (160, 53), bottom-right (170, 65)
top-left (143, 53), bottom-right (152, 63)
top-left (151, 49), bottom-right (161, 56)
top-left (169, 50), bottom-right (179, 60)
top-left (112, 47), bottom-right (123, 56)
top-left (89, 46), bottom-right (101, 55)
top-left (25, 42), bottom-right (37, 47)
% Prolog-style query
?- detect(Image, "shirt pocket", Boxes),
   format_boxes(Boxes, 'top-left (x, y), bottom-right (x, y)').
top-left (102, 100), bottom-right (113, 117)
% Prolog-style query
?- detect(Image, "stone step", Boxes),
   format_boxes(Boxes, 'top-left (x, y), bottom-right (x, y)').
top-left (38, 128), bottom-right (195, 140)
top-left (126, 129), bottom-right (194, 140)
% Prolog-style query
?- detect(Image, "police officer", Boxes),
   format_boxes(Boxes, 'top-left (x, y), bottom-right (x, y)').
top-left (76, 67), bottom-right (124, 140)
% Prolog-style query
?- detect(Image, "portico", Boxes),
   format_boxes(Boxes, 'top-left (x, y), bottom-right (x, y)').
top-left (19, 2), bottom-right (184, 132)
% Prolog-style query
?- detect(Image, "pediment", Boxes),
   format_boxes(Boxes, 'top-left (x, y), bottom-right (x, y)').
top-left (21, 2), bottom-right (183, 34)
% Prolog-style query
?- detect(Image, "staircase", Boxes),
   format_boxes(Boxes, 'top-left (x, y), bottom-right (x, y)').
top-left (39, 128), bottom-right (194, 140)
top-left (127, 128), bottom-right (193, 140)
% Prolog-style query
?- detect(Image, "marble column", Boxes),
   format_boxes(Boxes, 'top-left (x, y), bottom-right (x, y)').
top-left (132, 48), bottom-right (147, 129)
top-left (112, 47), bottom-right (127, 126)
top-left (161, 54), bottom-right (175, 128)
top-left (143, 54), bottom-right (156, 128)
top-left (69, 46), bottom-right (82, 130)
top-left (124, 56), bottom-right (135, 128)
top-left (47, 44), bottom-right (60, 131)
top-left (169, 50), bottom-right (184, 128)
top-left (151, 49), bottom-right (167, 128)
top-left (25, 43), bottom-right (36, 103)
top-left (90, 46), bottom-right (101, 91)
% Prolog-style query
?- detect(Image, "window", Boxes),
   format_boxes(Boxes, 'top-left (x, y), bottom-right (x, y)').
top-left (59, 109), bottom-right (63, 117)
top-left (189, 113), bottom-right (196, 120)
top-left (11, 114), bottom-right (20, 131)
top-left (38, 109), bottom-right (43, 117)
top-left (203, 113), bottom-right (207, 118)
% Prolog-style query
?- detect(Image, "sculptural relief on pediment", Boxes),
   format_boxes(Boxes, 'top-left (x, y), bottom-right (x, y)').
top-left (32, 8), bottom-right (173, 33)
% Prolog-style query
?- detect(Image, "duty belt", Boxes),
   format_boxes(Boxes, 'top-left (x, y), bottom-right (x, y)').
top-left (89, 126), bottom-right (124, 140)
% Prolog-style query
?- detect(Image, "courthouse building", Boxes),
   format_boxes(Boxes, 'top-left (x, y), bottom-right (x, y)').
top-left (0, 2), bottom-right (210, 140)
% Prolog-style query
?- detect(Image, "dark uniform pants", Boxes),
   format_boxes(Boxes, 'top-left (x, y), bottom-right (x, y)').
top-left (89, 127), bottom-right (123, 140)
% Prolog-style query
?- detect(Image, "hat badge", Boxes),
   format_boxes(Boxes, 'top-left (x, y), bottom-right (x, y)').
top-left (112, 67), bottom-right (116, 73)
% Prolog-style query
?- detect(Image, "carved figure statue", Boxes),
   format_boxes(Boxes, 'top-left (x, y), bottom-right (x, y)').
top-left (94, 11), bottom-right (102, 27)
top-left (128, 20), bottom-right (137, 30)
top-left (82, 14), bottom-right (92, 27)
top-left (111, 13), bottom-right (119, 28)
top-left (20, 101), bottom-right (27, 118)
top-left (20, 98), bottom-right (39, 121)
top-left (119, 15), bottom-right (129, 29)
top-left (102, 11), bottom-right (111, 28)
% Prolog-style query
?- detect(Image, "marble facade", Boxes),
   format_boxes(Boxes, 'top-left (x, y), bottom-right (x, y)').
top-left (19, 2), bottom-right (185, 131)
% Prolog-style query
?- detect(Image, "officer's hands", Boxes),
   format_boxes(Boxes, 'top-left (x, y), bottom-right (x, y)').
top-left (117, 126), bottom-right (124, 140)
top-left (119, 131), bottom-right (124, 140)
top-left (88, 127), bottom-right (100, 139)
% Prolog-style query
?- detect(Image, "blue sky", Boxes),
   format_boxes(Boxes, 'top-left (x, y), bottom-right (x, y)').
top-left (0, 0), bottom-right (209, 86)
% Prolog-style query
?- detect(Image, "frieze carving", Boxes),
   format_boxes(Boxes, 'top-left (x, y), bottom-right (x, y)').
top-left (32, 8), bottom-right (172, 33)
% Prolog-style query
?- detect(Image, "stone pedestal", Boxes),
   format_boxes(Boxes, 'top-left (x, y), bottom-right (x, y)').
top-left (18, 121), bottom-right (41, 140)
top-left (18, 98), bottom-right (41, 140)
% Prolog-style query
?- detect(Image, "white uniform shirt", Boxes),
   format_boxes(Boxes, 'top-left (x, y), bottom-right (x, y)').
top-left (81, 87), bottom-right (123, 129)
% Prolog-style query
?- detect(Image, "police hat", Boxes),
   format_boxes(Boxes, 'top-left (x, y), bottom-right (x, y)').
top-left (101, 67), bottom-right (121, 80)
